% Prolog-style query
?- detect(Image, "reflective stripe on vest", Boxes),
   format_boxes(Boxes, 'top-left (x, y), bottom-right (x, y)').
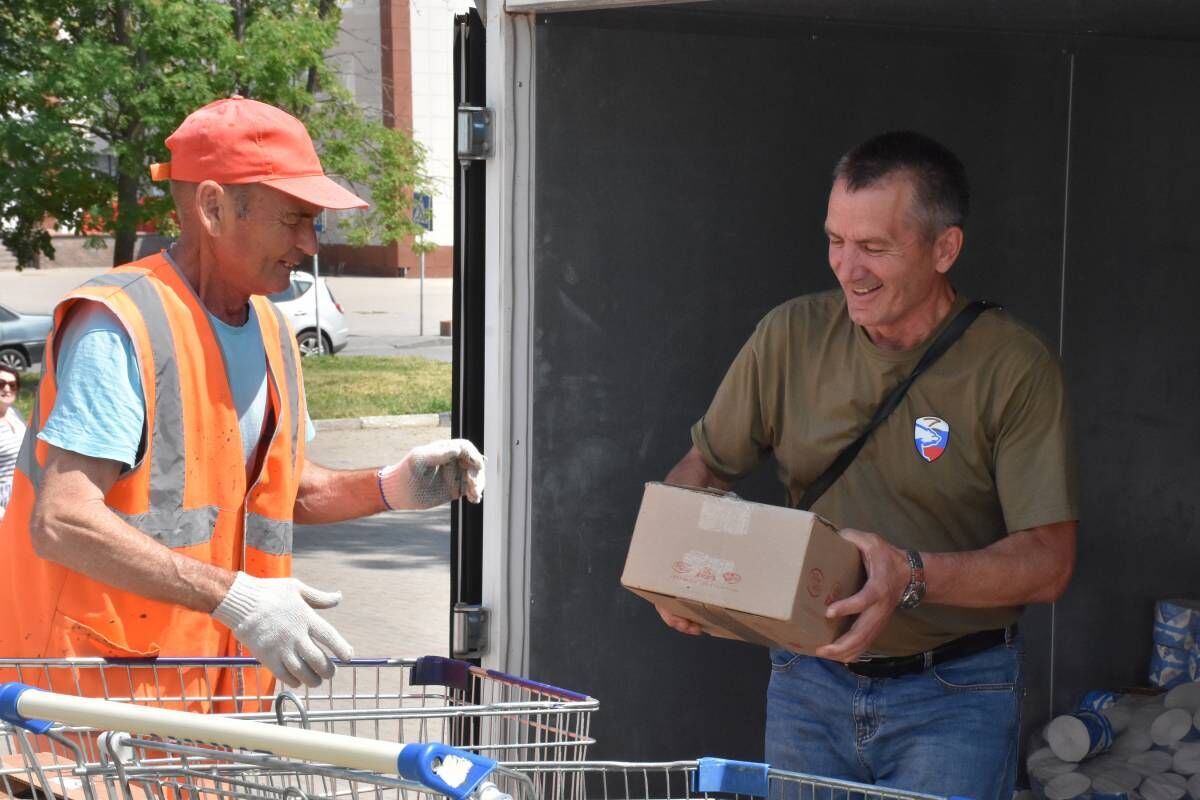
top-left (262, 300), bottom-right (302, 473)
top-left (246, 512), bottom-right (292, 556)
top-left (84, 272), bottom-right (189, 534)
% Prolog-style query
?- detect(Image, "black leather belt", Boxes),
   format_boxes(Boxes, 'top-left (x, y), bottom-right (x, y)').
top-left (844, 627), bottom-right (1012, 679)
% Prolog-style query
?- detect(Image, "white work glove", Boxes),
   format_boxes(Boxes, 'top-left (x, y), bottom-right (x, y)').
top-left (212, 572), bottom-right (354, 688)
top-left (378, 439), bottom-right (486, 510)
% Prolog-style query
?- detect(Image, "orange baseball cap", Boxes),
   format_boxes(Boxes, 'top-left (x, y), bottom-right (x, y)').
top-left (149, 96), bottom-right (368, 210)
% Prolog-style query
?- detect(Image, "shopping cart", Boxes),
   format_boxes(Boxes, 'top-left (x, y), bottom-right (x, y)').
top-left (1, 685), bottom-right (963, 800)
top-left (0, 681), bottom-right (534, 800)
top-left (494, 760), bottom-right (961, 800)
top-left (0, 658), bottom-right (596, 764)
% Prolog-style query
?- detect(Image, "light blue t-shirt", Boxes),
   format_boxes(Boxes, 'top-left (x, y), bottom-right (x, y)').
top-left (40, 302), bottom-right (314, 470)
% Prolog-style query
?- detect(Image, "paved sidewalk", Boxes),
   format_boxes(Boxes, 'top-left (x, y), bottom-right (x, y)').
top-left (294, 422), bottom-right (453, 660)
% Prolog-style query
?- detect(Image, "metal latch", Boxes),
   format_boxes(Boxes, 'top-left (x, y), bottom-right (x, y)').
top-left (452, 603), bottom-right (489, 659)
top-left (456, 106), bottom-right (493, 161)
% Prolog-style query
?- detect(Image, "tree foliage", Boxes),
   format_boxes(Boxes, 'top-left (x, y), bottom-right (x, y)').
top-left (0, 0), bottom-right (432, 268)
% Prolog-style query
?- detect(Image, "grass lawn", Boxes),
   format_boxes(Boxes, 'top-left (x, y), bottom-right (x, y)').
top-left (10, 356), bottom-right (451, 422)
top-left (302, 355), bottom-right (451, 419)
top-left (12, 373), bottom-right (38, 421)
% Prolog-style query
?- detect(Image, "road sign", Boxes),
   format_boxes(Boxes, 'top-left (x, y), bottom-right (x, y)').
top-left (412, 192), bottom-right (433, 231)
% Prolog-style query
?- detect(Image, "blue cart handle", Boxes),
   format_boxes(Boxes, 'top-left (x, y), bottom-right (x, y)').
top-left (0, 683), bottom-right (53, 734)
top-left (397, 742), bottom-right (507, 800)
top-left (695, 757), bottom-right (770, 797)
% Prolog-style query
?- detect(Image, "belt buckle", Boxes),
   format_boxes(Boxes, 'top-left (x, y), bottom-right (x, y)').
top-left (846, 651), bottom-right (929, 680)
top-left (843, 659), bottom-right (873, 678)
top-left (845, 655), bottom-right (900, 679)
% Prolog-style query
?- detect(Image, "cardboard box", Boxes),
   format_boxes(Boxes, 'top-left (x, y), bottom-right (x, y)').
top-left (621, 482), bottom-right (865, 654)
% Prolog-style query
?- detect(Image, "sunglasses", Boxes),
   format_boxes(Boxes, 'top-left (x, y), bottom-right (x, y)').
top-left (0, 380), bottom-right (18, 391)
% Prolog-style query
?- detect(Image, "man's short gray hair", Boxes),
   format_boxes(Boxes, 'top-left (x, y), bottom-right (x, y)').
top-left (833, 131), bottom-right (969, 240)
top-left (225, 184), bottom-right (252, 220)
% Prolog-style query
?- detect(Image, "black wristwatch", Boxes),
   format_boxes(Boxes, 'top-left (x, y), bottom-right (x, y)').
top-left (898, 549), bottom-right (926, 609)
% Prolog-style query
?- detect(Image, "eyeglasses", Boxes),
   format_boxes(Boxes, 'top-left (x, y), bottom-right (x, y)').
top-left (0, 380), bottom-right (17, 391)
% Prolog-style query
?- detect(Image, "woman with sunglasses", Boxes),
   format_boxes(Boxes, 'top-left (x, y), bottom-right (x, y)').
top-left (0, 367), bottom-right (25, 520)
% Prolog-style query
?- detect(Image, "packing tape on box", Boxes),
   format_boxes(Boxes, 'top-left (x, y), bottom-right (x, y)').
top-left (1150, 643), bottom-right (1190, 689)
top-left (698, 495), bottom-right (752, 536)
top-left (1153, 599), bottom-right (1200, 649)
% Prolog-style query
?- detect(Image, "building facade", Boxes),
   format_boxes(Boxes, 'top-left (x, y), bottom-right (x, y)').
top-left (319, 0), bottom-right (467, 278)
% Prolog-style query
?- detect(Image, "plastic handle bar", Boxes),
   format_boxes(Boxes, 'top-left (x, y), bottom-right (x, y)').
top-left (0, 683), bottom-right (53, 734)
top-left (695, 757), bottom-right (770, 797)
top-left (0, 683), bottom-right (497, 800)
top-left (396, 742), bottom-right (505, 799)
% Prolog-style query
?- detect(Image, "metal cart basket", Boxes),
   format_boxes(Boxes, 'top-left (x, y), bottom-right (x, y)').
top-left (0, 657), bottom-right (595, 766)
top-left (0, 670), bottom-right (960, 800)
top-left (1, 681), bottom-right (533, 800)
top-left (495, 759), bottom-right (959, 800)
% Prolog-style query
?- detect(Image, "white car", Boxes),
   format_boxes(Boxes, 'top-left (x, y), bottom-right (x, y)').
top-left (268, 272), bottom-right (350, 356)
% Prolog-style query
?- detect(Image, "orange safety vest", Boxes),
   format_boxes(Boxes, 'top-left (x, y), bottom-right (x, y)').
top-left (0, 252), bottom-right (306, 709)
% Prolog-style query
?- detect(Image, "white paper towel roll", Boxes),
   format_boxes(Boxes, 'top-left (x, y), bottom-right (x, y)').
top-left (1141, 772), bottom-right (1188, 800)
top-left (1174, 743), bottom-right (1200, 776)
top-left (1047, 715), bottom-right (1096, 763)
top-left (1092, 766), bottom-right (1143, 793)
top-left (1105, 704), bottom-right (1134, 735)
top-left (1166, 682), bottom-right (1200, 712)
top-left (1045, 771), bottom-right (1091, 800)
top-left (1114, 729), bottom-right (1156, 757)
top-left (1152, 709), bottom-right (1195, 746)
top-left (1130, 750), bottom-right (1175, 776)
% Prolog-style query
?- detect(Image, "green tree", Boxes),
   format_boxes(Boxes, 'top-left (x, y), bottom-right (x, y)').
top-left (0, 0), bottom-right (432, 268)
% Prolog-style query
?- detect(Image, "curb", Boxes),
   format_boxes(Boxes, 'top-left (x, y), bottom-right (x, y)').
top-left (315, 412), bottom-right (451, 431)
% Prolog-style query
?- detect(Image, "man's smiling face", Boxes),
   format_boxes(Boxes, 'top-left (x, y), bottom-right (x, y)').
top-left (824, 171), bottom-right (953, 344)
top-left (222, 184), bottom-right (322, 297)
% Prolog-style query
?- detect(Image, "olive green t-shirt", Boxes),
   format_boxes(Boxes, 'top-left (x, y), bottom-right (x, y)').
top-left (691, 289), bottom-right (1079, 656)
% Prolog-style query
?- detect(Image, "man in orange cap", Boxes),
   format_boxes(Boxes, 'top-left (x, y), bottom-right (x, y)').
top-left (0, 97), bottom-right (485, 694)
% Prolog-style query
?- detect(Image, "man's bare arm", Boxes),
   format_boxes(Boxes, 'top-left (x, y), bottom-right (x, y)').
top-left (294, 437), bottom-right (487, 524)
top-left (925, 521), bottom-right (1076, 606)
top-left (30, 444), bottom-right (234, 613)
top-left (665, 446), bottom-right (733, 491)
top-left (816, 520), bottom-right (1077, 662)
top-left (293, 459), bottom-right (385, 524)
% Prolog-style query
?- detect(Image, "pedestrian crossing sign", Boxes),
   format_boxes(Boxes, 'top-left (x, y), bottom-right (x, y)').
top-left (412, 192), bottom-right (433, 231)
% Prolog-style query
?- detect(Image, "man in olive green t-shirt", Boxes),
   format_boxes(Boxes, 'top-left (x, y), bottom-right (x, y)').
top-left (657, 132), bottom-right (1078, 800)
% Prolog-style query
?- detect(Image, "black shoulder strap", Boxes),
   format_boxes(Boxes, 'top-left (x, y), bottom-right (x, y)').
top-left (794, 300), bottom-right (999, 511)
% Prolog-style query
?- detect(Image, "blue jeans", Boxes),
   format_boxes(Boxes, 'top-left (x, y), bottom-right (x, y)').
top-left (765, 633), bottom-right (1023, 800)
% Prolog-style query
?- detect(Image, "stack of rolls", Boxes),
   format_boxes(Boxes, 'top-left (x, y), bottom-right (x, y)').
top-left (1026, 681), bottom-right (1200, 800)
top-left (1152, 599), bottom-right (1200, 690)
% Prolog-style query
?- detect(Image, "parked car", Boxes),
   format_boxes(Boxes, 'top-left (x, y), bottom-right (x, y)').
top-left (0, 303), bottom-right (53, 370)
top-left (268, 271), bottom-right (349, 356)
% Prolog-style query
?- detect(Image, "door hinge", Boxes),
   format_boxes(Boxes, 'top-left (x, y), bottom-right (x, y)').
top-left (456, 105), bottom-right (493, 162)
top-left (452, 603), bottom-right (489, 659)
